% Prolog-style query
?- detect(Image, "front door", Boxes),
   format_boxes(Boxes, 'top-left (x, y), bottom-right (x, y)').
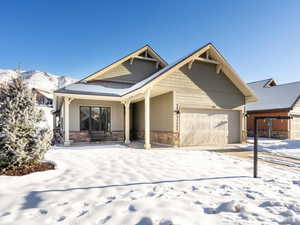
top-left (80, 106), bottom-right (111, 132)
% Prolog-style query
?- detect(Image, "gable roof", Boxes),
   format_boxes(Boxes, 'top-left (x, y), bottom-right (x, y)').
top-left (55, 43), bottom-right (257, 102)
top-left (247, 79), bottom-right (300, 112)
top-left (33, 88), bottom-right (53, 99)
top-left (121, 43), bottom-right (257, 102)
top-left (81, 45), bottom-right (168, 82)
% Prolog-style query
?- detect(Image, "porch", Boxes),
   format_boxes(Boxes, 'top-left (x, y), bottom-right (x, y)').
top-left (53, 89), bottom-right (177, 149)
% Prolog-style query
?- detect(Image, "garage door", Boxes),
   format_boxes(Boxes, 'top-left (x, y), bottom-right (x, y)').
top-left (180, 108), bottom-right (240, 146)
top-left (291, 115), bottom-right (300, 139)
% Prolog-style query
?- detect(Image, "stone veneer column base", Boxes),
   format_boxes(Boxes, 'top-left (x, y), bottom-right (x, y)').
top-left (69, 131), bottom-right (125, 143)
top-left (70, 131), bottom-right (91, 142)
top-left (133, 130), bottom-right (179, 146)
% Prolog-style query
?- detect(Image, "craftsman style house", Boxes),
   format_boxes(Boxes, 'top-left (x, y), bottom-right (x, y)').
top-left (247, 79), bottom-right (300, 139)
top-left (53, 43), bottom-right (257, 148)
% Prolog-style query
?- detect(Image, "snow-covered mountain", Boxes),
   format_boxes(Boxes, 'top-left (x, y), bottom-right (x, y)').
top-left (0, 69), bottom-right (77, 91)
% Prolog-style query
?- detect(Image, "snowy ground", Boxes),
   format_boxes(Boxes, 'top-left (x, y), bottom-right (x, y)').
top-left (1, 145), bottom-right (300, 225)
top-left (244, 138), bottom-right (300, 160)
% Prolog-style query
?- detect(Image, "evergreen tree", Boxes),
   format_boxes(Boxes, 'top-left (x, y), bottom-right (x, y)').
top-left (0, 77), bottom-right (51, 170)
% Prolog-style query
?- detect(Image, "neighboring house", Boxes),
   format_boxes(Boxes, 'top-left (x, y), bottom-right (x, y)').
top-left (247, 79), bottom-right (300, 139)
top-left (32, 88), bottom-right (53, 106)
top-left (53, 43), bottom-right (257, 148)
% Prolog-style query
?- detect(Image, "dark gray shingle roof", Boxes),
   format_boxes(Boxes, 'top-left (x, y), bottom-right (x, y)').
top-left (246, 79), bottom-right (300, 112)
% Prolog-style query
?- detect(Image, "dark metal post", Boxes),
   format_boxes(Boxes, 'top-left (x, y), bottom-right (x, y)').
top-left (253, 117), bottom-right (258, 178)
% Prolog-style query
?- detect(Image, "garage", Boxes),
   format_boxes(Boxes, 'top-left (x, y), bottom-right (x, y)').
top-left (291, 115), bottom-right (300, 139)
top-left (180, 108), bottom-right (240, 146)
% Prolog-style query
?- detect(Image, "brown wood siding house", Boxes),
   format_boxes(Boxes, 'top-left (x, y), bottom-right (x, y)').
top-left (246, 79), bottom-right (300, 139)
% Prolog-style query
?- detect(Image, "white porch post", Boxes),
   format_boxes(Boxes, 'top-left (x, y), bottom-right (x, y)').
top-left (64, 97), bottom-right (72, 146)
top-left (124, 101), bottom-right (131, 144)
top-left (144, 89), bottom-right (151, 149)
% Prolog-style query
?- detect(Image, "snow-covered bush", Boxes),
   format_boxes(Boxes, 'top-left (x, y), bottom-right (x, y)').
top-left (0, 77), bottom-right (52, 171)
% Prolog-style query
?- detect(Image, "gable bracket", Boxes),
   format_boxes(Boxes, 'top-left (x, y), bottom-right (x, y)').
top-left (155, 61), bottom-right (160, 69)
top-left (130, 57), bottom-right (134, 65)
top-left (134, 55), bottom-right (159, 63)
top-left (216, 64), bottom-right (222, 74)
top-left (188, 59), bottom-right (195, 70)
top-left (195, 57), bottom-right (219, 65)
top-left (206, 50), bottom-right (210, 59)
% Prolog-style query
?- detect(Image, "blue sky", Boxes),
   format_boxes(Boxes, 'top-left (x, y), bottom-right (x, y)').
top-left (1, 0), bottom-right (299, 83)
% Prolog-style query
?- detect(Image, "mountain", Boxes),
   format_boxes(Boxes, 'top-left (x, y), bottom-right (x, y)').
top-left (0, 69), bottom-right (77, 91)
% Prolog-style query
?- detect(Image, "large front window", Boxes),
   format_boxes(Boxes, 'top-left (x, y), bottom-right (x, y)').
top-left (80, 106), bottom-right (111, 132)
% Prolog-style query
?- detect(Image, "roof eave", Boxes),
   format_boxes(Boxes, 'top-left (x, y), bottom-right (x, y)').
top-left (247, 108), bottom-right (291, 113)
top-left (80, 45), bottom-right (168, 83)
top-left (54, 91), bottom-right (122, 101)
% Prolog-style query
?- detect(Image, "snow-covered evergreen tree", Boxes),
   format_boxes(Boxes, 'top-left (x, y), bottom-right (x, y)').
top-left (0, 77), bottom-right (51, 170)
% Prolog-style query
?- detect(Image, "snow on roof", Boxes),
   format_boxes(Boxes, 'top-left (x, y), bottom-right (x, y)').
top-left (36, 89), bottom-right (54, 99)
top-left (55, 45), bottom-right (199, 97)
top-left (55, 50), bottom-right (188, 97)
top-left (121, 55), bottom-right (187, 95)
top-left (56, 83), bottom-right (125, 96)
top-left (55, 43), bottom-right (256, 100)
top-left (246, 79), bottom-right (300, 111)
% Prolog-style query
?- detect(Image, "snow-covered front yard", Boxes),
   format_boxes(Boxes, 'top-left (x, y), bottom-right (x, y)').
top-left (1, 145), bottom-right (300, 225)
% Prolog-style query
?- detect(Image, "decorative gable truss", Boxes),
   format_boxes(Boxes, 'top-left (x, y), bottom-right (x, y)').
top-left (188, 49), bottom-right (222, 74)
top-left (83, 45), bottom-right (167, 82)
top-left (130, 49), bottom-right (162, 69)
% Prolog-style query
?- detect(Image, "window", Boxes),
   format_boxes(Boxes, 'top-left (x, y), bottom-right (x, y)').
top-left (80, 106), bottom-right (111, 132)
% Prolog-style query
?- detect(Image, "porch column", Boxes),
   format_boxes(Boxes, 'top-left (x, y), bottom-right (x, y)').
top-left (144, 89), bottom-right (151, 149)
top-left (64, 97), bottom-right (72, 146)
top-left (124, 101), bottom-right (131, 144)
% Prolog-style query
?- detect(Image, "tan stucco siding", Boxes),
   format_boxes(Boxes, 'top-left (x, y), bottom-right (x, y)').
top-left (133, 92), bottom-right (174, 132)
top-left (69, 99), bottom-right (124, 131)
top-left (91, 59), bottom-right (159, 83)
top-left (155, 61), bottom-right (245, 110)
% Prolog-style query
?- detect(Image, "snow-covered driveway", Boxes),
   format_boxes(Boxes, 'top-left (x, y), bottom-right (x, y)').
top-left (1, 145), bottom-right (300, 225)
top-left (245, 138), bottom-right (300, 160)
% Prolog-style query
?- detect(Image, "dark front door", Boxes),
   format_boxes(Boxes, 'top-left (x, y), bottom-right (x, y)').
top-left (80, 106), bottom-right (111, 132)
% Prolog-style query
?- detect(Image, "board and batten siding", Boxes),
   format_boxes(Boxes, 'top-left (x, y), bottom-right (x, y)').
top-left (133, 92), bottom-right (174, 132)
top-left (90, 58), bottom-right (159, 84)
top-left (69, 99), bottom-right (124, 131)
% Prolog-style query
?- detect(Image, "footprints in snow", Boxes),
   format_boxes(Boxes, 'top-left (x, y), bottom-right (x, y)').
top-left (135, 217), bottom-right (174, 225)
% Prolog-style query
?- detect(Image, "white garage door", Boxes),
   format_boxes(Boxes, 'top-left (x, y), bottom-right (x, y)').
top-left (291, 115), bottom-right (300, 139)
top-left (180, 108), bottom-right (240, 146)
